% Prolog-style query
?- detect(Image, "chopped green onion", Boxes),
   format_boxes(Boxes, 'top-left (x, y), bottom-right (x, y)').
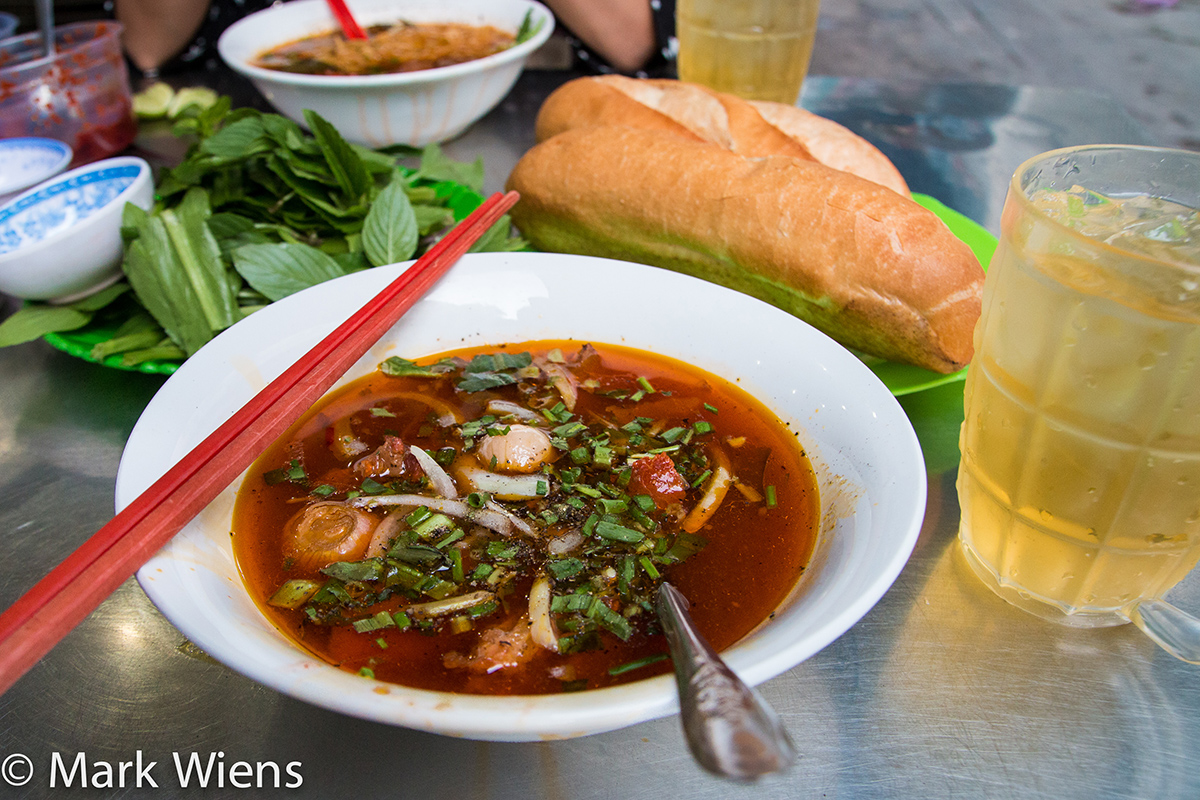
top-left (358, 667), bottom-right (375, 679)
top-left (405, 506), bottom-right (432, 526)
top-left (765, 485), bottom-right (777, 508)
top-left (548, 558), bottom-right (585, 579)
top-left (691, 469), bottom-right (712, 488)
top-left (608, 653), bottom-right (668, 676)
top-left (661, 427), bottom-right (687, 443)
top-left (370, 407), bottom-right (396, 417)
top-left (638, 555), bottom-right (661, 580)
top-left (486, 541), bottom-right (520, 560)
top-left (352, 611), bottom-right (396, 633)
top-left (310, 484), bottom-right (336, 498)
top-left (449, 549), bottom-right (464, 582)
top-left (703, 403), bottom-right (719, 414)
top-left (593, 445), bottom-right (614, 468)
top-left (553, 421), bottom-right (588, 438)
top-left (595, 520), bottom-right (644, 543)
top-left (637, 377), bottom-right (655, 394)
top-left (435, 528), bottom-right (465, 549)
top-left (360, 477), bottom-right (387, 495)
top-left (693, 420), bottom-right (714, 435)
top-left (267, 579), bottom-right (322, 609)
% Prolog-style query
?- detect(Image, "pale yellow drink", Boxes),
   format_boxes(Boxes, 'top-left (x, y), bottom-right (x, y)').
top-left (676, 0), bottom-right (821, 104)
top-left (957, 146), bottom-right (1200, 628)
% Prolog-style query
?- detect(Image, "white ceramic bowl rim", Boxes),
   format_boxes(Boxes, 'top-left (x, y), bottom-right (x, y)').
top-left (0, 138), bottom-right (74, 196)
top-left (117, 253), bottom-right (926, 741)
top-left (218, 0), bottom-right (554, 88)
top-left (0, 156), bottom-right (151, 257)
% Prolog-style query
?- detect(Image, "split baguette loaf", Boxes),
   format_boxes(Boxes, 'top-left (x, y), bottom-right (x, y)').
top-left (506, 125), bottom-right (983, 373)
top-left (534, 75), bottom-right (910, 196)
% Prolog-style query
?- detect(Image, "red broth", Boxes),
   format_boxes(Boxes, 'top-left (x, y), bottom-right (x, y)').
top-left (232, 341), bottom-right (818, 695)
top-left (255, 22), bottom-right (515, 76)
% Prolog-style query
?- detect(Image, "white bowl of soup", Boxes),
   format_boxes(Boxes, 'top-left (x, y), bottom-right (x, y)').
top-left (216, 0), bottom-right (554, 147)
top-left (117, 252), bottom-right (926, 741)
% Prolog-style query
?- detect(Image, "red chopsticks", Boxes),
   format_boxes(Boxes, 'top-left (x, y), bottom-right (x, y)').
top-left (326, 0), bottom-right (367, 40)
top-left (0, 190), bottom-right (519, 696)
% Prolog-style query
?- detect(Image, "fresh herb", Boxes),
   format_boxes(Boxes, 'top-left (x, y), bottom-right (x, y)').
top-left (1, 102), bottom-right (526, 364)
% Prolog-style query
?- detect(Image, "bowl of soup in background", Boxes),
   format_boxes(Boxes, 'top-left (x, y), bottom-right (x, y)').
top-left (216, 0), bottom-right (555, 147)
top-left (116, 252), bottom-right (926, 741)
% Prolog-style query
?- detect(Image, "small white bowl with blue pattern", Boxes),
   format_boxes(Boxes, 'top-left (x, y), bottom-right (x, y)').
top-left (0, 138), bottom-right (74, 206)
top-left (0, 156), bottom-right (154, 302)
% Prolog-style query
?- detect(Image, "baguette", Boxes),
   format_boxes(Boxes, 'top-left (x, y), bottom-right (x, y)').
top-left (534, 75), bottom-right (909, 196)
top-left (506, 125), bottom-right (982, 373)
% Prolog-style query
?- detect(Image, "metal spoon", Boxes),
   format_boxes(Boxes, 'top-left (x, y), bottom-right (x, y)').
top-left (35, 0), bottom-right (55, 58)
top-left (656, 582), bottom-right (796, 780)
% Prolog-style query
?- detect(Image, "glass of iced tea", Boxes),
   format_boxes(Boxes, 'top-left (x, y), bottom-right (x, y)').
top-left (957, 145), bottom-right (1200, 662)
top-left (675, 0), bottom-right (821, 104)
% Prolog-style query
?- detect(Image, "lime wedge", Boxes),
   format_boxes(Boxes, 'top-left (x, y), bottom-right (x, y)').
top-left (132, 82), bottom-right (175, 119)
top-left (167, 87), bottom-right (220, 119)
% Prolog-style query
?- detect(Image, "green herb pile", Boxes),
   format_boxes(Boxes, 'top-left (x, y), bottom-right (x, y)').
top-left (0, 97), bottom-right (525, 367)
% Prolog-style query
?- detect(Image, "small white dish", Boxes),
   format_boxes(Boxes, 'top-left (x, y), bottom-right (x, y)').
top-left (0, 138), bottom-right (74, 206)
top-left (217, 0), bottom-right (555, 147)
top-left (0, 156), bottom-right (153, 303)
top-left (116, 252), bottom-right (927, 742)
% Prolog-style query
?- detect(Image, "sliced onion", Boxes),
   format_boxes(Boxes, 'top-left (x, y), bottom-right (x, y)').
top-left (542, 362), bottom-right (578, 411)
top-left (375, 391), bottom-right (461, 427)
top-left (682, 446), bottom-right (733, 533)
top-left (547, 529), bottom-right (584, 555)
top-left (485, 399), bottom-right (542, 423)
top-left (528, 575), bottom-right (559, 652)
top-left (409, 444), bottom-right (458, 499)
top-left (328, 416), bottom-right (368, 460)
top-left (349, 494), bottom-right (525, 538)
top-left (405, 590), bottom-right (496, 620)
top-left (457, 463), bottom-right (551, 500)
top-left (365, 509), bottom-right (406, 558)
top-left (484, 499), bottom-right (535, 537)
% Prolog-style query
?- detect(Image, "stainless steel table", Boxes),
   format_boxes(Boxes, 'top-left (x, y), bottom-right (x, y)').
top-left (2, 70), bottom-right (1195, 799)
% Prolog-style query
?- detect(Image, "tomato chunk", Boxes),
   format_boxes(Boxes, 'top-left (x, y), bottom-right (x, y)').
top-left (629, 453), bottom-right (688, 505)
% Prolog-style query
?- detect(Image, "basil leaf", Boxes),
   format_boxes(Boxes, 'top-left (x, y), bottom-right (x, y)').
top-left (363, 177), bottom-right (419, 266)
top-left (0, 305), bottom-right (92, 346)
top-left (380, 356), bottom-right (441, 377)
top-left (457, 371), bottom-right (519, 393)
top-left (414, 143), bottom-right (484, 193)
top-left (199, 115), bottom-right (269, 160)
top-left (413, 204), bottom-right (455, 236)
top-left (159, 187), bottom-right (240, 332)
top-left (232, 242), bottom-right (349, 301)
top-left (468, 214), bottom-right (526, 253)
top-left (304, 109), bottom-right (371, 200)
top-left (463, 352), bottom-right (533, 373)
top-left (122, 202), bottom-right (222, 355)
